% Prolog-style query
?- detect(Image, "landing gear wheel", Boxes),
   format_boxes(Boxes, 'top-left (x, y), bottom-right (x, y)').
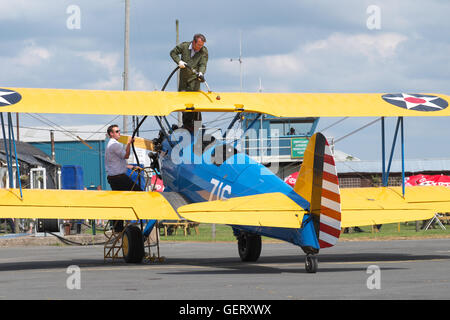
top-left (305, 254), bottom-right (318, 273)
top-left (122, 225), bottom-right (145, 263)
top-left (237, 232), bottom-right (262, 262)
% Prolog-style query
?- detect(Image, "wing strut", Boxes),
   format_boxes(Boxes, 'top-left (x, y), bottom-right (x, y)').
top-left (1, 112), bottom-right (23, 199)
top-left (381, 116), bottom-right (405, 196)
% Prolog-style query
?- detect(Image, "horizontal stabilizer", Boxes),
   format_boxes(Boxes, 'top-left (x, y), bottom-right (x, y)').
top-left (341, 209), bottom-right (434, 227)
top-left (340, 186), bottom-right (450, 227)
top-left (178, 193), bottom-right (306, 228)
top-left (0, 189), bottom-right (179, 220)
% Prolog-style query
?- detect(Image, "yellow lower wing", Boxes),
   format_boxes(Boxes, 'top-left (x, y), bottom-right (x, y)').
top-left (0, 190), bottom-right (305, 229)
top-left (340, 186), bottom-right (450, 227)
top-left (178, 193), bottom-right (306, 228)
top-left (0, 189), bottom-right (179, 220)
top-left (2, 187), bottom-right (445, 229)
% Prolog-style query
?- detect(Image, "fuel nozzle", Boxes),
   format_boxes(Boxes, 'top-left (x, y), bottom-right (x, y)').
top-left (190, 67), bottom-right (205, 83)
top-left (197, 72), bottom-right (205, 83)
top-left (186, 64), bottom-right (214, 94)
top-left (193, 69), bottom-right (213, 94)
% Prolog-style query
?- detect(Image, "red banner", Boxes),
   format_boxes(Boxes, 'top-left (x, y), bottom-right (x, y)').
top-left (284, 172), bottom-right (298, 187)
top-left (405, 174), bottom-right (450, 187)
top-left (284, 173), bottom-right (450, 188)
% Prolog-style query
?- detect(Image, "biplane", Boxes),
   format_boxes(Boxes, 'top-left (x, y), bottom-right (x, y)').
top-left (1, 86), bottom-right (450, 273)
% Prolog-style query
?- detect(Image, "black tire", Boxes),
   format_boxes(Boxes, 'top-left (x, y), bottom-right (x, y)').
top-left (37, 219), bottom-right (60, 232)
top-left (237, 232), bottom-right (262, 262)
top-left (305, 254), bottom-right (318, 273)
top-left (122, 225), bottom-right (145, 263)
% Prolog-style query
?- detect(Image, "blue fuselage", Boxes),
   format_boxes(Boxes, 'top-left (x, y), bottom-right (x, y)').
top-left (160, 130), bottom-right (319, 250)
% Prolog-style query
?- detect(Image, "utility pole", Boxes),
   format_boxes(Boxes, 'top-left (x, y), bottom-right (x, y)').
top-left (50, 129), bottom-right (58, 193)
top-left (16, 113), bottom-right (19, 141)
top-left (50, 130), bottom-right (55, 161)
top-left (123, 0), bottom-right (130, 134)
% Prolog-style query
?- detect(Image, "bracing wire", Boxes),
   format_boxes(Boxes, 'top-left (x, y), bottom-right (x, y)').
top-left (334, 118), bottom-right (381, 143)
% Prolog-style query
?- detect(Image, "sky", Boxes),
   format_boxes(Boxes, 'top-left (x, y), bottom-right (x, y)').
top-left (1, 0), bottom-right (449, 160)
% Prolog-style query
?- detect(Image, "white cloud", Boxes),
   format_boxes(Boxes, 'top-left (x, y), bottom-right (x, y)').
top-left (13, 40), bottom-right (52, 67)
top-left (130, 68), bottom-right (159, 91)
top-left (303, 32), bottom-right (408, 60)
top-left (86, 76), bottom-right (122, 90)
top-left (74, 50), bottom-right (125, 90)
top-left (212, 52), bottom-right (305, 83)
top-left (245, 54), bottom-right (305, 77)
top-left (76, 51), bottom-right (120, 75)
top-left (211, 32), bottom-right (409, 92)
top-left (74, 60), bottom-right (158, 91)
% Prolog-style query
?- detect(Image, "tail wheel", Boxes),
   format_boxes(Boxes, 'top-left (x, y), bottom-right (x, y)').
top-left (305, 254), bottom-right (318, 273)
top-left (237, 232), bottom-right (262, 262)
top-left (122, 225), bottom-right (145, 263)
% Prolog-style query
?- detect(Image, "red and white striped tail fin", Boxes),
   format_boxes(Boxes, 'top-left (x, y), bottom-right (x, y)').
top-left (293, 133), bottom-right (341, 249)
top-left (318, 141), bottom-right (341, 248)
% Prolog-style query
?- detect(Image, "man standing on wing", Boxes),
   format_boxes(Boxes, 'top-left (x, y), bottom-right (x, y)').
top-left (170, 33), bottom-right (208, 92)
top-left (170, 33), bottom-right (208, 132)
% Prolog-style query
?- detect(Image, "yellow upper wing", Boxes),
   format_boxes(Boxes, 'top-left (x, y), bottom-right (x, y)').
top-left (2, 88), bottom-right (450, 117)
top-left (340, 186), bottom-right (450, 227)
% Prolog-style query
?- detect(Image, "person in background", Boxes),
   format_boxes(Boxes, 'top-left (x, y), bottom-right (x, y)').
top-left (287, 128), bottom-right (296, 135)
top-left (105, 124), bottom-right (139, 191)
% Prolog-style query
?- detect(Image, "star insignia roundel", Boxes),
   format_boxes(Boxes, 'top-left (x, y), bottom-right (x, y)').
top-left (382, 93), bottom-right (448, 112)
top-left (0, 88), bottom-right (22, 107)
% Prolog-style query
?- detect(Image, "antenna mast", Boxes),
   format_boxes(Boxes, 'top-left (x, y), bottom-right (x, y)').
top-left (230, 31), bottom-right (243, 91)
